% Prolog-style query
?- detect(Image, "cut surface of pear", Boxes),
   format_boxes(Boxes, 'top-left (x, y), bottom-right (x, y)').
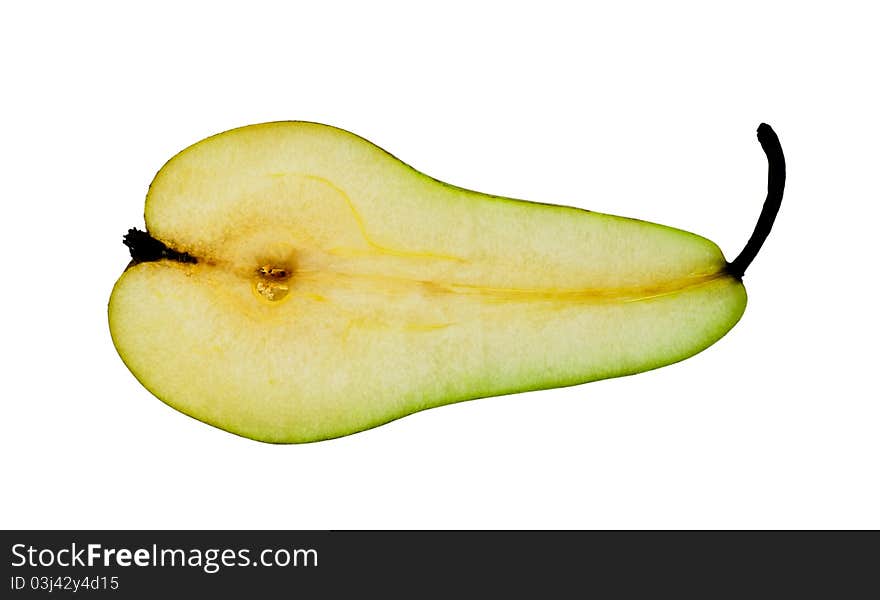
top-left (109, 122), bottom-right (784, 443)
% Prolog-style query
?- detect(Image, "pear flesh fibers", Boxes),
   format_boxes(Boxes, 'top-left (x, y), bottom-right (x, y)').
top-left (109, 122), bottom-right (785, 443)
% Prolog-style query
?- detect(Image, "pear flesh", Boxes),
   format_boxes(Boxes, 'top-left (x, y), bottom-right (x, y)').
top-left (109, 122), bottom-right (781, 443)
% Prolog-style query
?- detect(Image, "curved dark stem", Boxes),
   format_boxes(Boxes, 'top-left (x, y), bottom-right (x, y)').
top-left (123, 228), bottom-right (197, 264)
top-left (727, 123), bottom-right (786, 279)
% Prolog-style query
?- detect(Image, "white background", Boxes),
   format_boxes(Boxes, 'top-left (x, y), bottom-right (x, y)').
top-left (2, 1), bottom-right (877, 529)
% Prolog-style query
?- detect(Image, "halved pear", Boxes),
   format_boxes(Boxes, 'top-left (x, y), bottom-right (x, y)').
top-left (109, 122), bottom-right (784, 443)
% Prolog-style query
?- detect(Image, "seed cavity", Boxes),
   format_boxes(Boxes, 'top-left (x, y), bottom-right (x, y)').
top-left (259, 265), bottom-right (290, 279)
top-left (255, 280), bottom-right (290, 301)
top-left (254, 263), bottom-right (293, 302)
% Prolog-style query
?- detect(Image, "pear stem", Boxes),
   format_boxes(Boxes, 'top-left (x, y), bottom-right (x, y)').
top-left (123, 228), bottom-right (197, 264)
top-left (727, 123), bottom-right (786, 279)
